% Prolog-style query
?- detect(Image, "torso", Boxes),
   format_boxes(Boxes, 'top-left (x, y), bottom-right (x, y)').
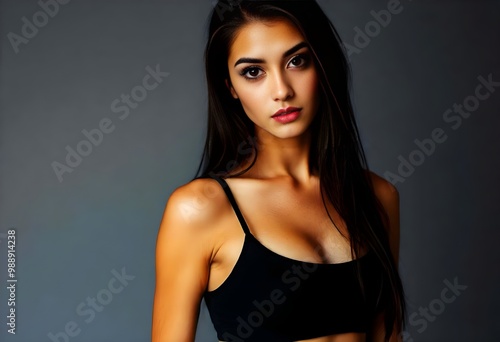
top-left (208, 175), bottom-right (364, 292)
top-left (204, 172), bottom-right (373, 342)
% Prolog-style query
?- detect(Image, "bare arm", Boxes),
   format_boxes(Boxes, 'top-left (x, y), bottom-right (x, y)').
top-left (151, 182), bottom-right (214, 342)
top-left (368, 172), bottom-right (402, 342)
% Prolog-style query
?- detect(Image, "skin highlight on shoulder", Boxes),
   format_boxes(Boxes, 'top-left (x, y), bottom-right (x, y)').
top-left (167, 178), bottom-right (230, 227)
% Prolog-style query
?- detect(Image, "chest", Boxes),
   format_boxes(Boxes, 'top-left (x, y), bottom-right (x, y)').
top-left (228, 182), bottom-right (354, 264)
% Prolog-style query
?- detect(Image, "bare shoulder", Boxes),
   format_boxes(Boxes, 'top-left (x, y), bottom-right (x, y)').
top-left (367, 170), bottom-right (399, 208)
top-left (367, 170), bottom-right (400, 262)
top-left (369, 171), bottom-right (399, 201)
top-left (366, 170), bottom-right (399, 220)
top-left (157, 178), bottom-right (233, 248)
top-left (368, 171), bottom-right (399, 211)
top-left (164, 178), bottom-right (228, 226)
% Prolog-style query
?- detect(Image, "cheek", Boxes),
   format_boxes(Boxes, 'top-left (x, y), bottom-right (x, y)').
top-left (239, 98), bottom-right (262, 123)
top-left (232, 84), bottom-right (264, 116)
top-left (302, 72), bottom-right (321, 113)
top-left (238, 87), bottom-right (261, 103)
top-left (304, 71), bottom-right (319, 97)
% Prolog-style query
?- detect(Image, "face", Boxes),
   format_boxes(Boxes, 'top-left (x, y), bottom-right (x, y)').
top-left (226, 19), bottom-right (320, 140)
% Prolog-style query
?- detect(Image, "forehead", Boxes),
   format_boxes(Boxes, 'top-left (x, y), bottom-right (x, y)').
top-left (228, 19), bottom-right (305, 62)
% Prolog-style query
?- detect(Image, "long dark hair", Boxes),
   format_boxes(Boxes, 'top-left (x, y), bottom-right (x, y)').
top-left (194, 0), bottom-right (406, 339)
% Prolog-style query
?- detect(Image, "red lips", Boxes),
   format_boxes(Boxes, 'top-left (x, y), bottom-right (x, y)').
top-left (272, 106), bottom-right (301, 117)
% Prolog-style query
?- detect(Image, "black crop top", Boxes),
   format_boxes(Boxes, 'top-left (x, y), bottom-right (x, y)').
top-left (203, 176), bottom-right (385, 341)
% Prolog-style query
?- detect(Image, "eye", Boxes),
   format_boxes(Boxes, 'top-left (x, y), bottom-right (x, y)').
top-left (240, 66), bottom-right (264, 80)
top-left (288, 54), bottom-right (310, 68)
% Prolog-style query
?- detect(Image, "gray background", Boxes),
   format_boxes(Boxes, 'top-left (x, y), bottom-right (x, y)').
top-left (1, 0), bottom-right (499, 341)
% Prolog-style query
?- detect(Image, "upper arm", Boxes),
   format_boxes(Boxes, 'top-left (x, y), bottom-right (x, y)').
top-left (151, 181), bottom-right (216, 342)
top-left (368, 171), bottom-right (400, 264)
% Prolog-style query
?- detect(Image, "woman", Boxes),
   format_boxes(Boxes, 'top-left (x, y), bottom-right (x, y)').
top-left (152, 1), bottom-right (406, 341)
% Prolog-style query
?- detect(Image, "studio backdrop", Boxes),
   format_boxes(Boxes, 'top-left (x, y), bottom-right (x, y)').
top-left (1, 0), bottom-right (499, 341)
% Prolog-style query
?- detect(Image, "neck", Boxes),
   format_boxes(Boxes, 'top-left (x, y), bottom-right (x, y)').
top-left (246, 125), bottom-right (316, 184)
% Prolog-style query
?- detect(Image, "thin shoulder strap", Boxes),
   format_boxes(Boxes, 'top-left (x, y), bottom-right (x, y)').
top-left (210, 175), bottom-right (251, 236)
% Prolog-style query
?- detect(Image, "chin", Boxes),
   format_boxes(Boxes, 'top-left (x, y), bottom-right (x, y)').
top-left (273, 125), bottom-right (311, 140)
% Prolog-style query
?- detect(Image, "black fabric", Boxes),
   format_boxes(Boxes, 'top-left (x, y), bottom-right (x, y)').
top-left (204, 175), bottom-right (383, 342)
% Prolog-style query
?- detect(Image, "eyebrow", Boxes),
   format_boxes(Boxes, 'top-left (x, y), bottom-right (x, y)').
top-left (233, 41), bottom-right (309, 67)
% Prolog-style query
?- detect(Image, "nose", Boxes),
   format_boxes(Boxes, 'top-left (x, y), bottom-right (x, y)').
top-left (270, 70), bottom-right (294, 101)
